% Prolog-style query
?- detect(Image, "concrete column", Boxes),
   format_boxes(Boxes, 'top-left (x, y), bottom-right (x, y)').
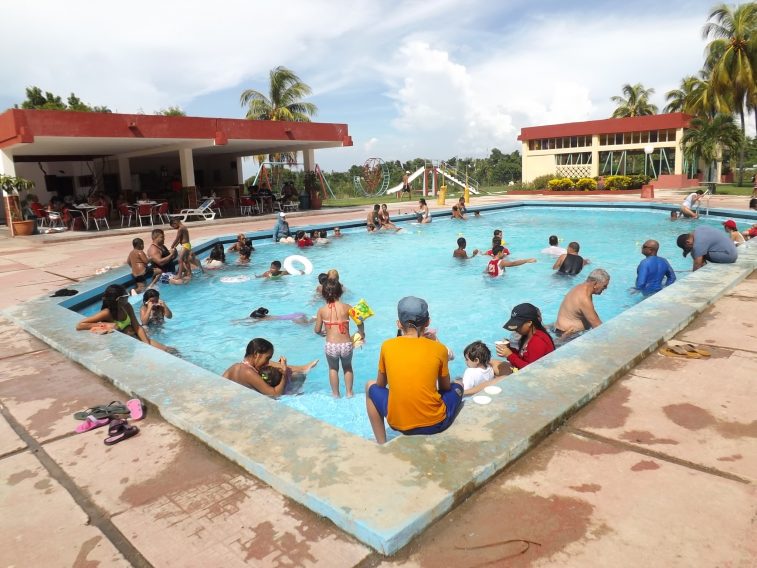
top-left (235, 157), bottom-right (244, 185)
top-left (0, 150), bottom-right (16, 176)
top-left (520, 142), bottom-right (529, 182)
top-left (674, 128), bottom-right (684, 175)
top-left (179, 147), bottom-right (195, 187)
top-left (118, 157), bottom-right (131, 191)
top-left (303, 149), bottom-right (315, 172)
top-left (591, 135), bottom-right (600, 177)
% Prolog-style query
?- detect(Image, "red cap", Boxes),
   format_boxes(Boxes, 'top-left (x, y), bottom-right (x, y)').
top-left (723, 220), bottom-right (737, 230)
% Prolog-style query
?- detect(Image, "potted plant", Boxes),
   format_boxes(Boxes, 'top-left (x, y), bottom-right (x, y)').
top-left (1, 174), bottom-right (36, 236)
top-left (304, 170), bottom-right (321, 210)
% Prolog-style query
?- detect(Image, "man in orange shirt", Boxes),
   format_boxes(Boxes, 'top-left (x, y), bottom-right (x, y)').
top-left (365, 296), bottom-right (463, 444)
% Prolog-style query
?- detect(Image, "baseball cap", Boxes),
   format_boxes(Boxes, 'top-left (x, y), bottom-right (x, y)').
top-left (503, 303), bottom-right (541, 331)
top-left (397, 296), bottom-right (429, 326)
top-left (676, 233), bottom-right (692, 257)
top-left (279, 212), bottom-right (286, 217)
top-left (723, 219), bottom-right (737, 230)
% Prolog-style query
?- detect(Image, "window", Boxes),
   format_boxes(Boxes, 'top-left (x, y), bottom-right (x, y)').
top-left (633, 132), bottom-right (641, 144)
top-left (650, 131), bottom-right (658, 143)
top-left (641, 131), bottom-right (649, 143)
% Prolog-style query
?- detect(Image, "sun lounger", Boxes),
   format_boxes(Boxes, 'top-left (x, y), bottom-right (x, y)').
top-left (171, 198), bottom-right (217, 222)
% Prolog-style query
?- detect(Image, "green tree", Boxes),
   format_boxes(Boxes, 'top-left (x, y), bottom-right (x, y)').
top-left (702, 2), bottom-right (757, 185)
top-left (156, 106), bottom-right (186, 116)
top-left (663, 73), bottom-right (725, 117)
top-left (240, 66), bottom-right (317, 122)
top-left (16, 86), bottom-right (110, 112)
top-left (681, 113), bottom-right (744, 182)
top-left (610, 83), bottom-right (658, 117)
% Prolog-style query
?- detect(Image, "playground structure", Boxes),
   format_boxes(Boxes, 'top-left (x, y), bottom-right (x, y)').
top-left (251, 161), bottom-right (335, 199)
top-left (354, 158), bottom-right (480, 197)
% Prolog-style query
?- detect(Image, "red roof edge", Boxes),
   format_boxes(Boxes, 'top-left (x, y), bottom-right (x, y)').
top-left (517, 113), bottom-right (691, 141)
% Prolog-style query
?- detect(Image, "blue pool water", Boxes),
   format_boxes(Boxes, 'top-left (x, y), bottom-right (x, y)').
top-left (82, 207), bottom-right (733, 440)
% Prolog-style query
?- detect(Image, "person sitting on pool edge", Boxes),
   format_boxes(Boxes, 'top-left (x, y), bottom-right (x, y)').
top-left (495, 303), bottom-right (555, 370)
top-left (273, 212), bottom-right (294, 243)
top-left (222, 337), bottom-right (318, 397)
top-left (365, 296), bottom-right (463, 445)
top-left (554, 268), bottom-right (611, 338)
top-left (553, 241), bottom-right (589, 276)
top-left (676, 225), bottom-right (738, 271)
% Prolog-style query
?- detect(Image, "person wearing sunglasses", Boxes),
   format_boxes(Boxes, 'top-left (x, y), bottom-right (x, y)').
top-left (76, 284), bottom-right (175, 353)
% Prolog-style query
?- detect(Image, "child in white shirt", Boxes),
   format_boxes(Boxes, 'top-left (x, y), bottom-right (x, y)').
top-left (459, 341), bottom-right (495, 395)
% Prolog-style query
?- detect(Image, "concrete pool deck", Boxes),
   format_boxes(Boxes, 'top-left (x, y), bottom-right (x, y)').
top-left (1, 193), bottom-right (756, 566)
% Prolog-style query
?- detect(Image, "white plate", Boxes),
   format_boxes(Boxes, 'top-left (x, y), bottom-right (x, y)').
top-left (472, 395), bottom-right (491, 405)
top-left (484, 386), bottom-right (502, 395)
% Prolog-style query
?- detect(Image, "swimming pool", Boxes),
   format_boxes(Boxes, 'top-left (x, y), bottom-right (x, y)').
top-left (9, 201), bottom-right (756, 554)
top-left (81, 206), bottom-right (736, 440)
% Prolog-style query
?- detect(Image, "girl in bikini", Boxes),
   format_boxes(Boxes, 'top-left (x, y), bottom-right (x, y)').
top-left (314, 279), bottom-right (365, 398)
top-left (76, 284), bottom-right (175, 352)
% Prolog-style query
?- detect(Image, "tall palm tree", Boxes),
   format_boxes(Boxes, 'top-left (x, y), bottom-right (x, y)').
top-left (610, 83), bottom-right (658, 117)
top-left (702, 2), bottom-right (757, 185)
top-left (240, 66), bottom-right (318, 165)
top-left (664, 71), bottom-right (732, 118)
top-left (240, 66), bottom-right (318, 122)
top-left (681, 113), bottom-right (743, 183)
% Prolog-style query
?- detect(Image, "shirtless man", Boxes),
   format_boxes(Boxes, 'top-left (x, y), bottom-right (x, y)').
top-left (399, 170), bottom-right (411, 200)
top-left (169, 219), bottom-right (201, 279)
top-left (453, 237), bottom-right (479, 259)
top-left (367, 204), bottom-right (380, 232)
top-left (553, 241), bottom-right (589, 276)
top-left (555, 268), bottom-right (611, 337)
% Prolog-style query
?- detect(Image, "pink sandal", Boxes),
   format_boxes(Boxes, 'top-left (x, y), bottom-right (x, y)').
top-left (75, 415), bottom-right (111, 434)
top-left (126, 399), bottom-right (144, 421)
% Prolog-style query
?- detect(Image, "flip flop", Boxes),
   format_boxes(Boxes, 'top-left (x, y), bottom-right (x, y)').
top-left (681, 343), bottom-right (711, 357)
top-left (74, 401), bottom-right (130, 421)
top-left (104, 424), bottom-right (139, 446)
top-left (127, 399), bottom-right (144, 421)
top-left (108, 418), bottom-right (129, 436)
top-left (74, 415), bottom-right (111, 434)
top-left (659, 347), bottom-right (701, 359)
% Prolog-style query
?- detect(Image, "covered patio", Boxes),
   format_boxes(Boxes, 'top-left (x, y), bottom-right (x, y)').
top-left (0, 109), bottom-right (351, 234)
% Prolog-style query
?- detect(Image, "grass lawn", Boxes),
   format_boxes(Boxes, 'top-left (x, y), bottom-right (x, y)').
top-left (710, 184), bottom-right (755, 196)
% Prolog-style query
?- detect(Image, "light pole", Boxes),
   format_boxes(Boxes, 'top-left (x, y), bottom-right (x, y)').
top-left (464, 163), bottom-right (471, 205)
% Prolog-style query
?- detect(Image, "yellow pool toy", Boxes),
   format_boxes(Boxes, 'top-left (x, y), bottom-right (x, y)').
top-left (349, 299), bottom-right (374, 326)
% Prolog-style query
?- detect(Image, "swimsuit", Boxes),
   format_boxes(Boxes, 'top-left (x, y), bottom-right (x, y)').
top-left (323, 303), bottom-right (349, 334)
top-left (325, 342), bottom-right (353, 358)
top-left (114, 313), bottom-right (131, 331)
top-left (557, 254), bottom-right (584, 276)
top-left (182, 243), bottom-right (192, 251)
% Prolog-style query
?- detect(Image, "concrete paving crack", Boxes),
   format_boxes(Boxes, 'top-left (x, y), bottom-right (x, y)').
top-left (566, 427), bottom-right (753, 485)
top-left (0, 404), bottom-right (153, 568)
top-left (45, 270), bottom-right (80, 282)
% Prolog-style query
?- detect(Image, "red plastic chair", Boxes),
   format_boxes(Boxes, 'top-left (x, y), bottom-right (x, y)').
top-left (154, 202), bottom-right (170, 224)
top-left (137, 204), bottom-right (153, 227)
top-left (30, 202), bottom-right (49, 227)
top-left (119, 204), bottom-right (134, 227)
top-left (92, 206), bottom-right (110, 231)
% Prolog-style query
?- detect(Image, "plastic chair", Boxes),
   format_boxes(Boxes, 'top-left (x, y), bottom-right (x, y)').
top-left (30, 203), bottom-right (49, 228)
top-left (91, 206), bottom-right (110, 231)
top-left (154, 202), bottom-right (170, 224)
top-left (137, 204), bottom-right (153, 227)
top-left (119, 204), bottom-right (134, 227)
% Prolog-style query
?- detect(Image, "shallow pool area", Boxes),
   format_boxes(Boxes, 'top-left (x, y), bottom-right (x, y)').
top-left (5, 201), bottom-right (757, 554)
top-left (81, 206), bottom-right (739, 439)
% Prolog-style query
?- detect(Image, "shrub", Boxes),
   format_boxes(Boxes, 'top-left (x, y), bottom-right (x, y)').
top-left (629, 174), bottom-right (651, 189)
top-left (547, 178), bottom-right (562, 189)
top-left (531, 173), bottom-right (556, 190)
top-left (576, 178), bottom-right (597, 191)
top-left (604, 175), bottom-right (632, 190)
top-left (547, 177), bottom-right (574, 190)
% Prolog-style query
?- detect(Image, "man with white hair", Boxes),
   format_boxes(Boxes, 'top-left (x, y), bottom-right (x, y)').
top-left (554, 268), bottom-right (611, 337)
top-left (272, 212), bottom-right (292, 242)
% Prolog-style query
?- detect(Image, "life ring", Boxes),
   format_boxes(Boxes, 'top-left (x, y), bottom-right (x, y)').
top-left (283, 255), bottom-right (313, 276)
top-left (220, 275), bottom-right (251, 283)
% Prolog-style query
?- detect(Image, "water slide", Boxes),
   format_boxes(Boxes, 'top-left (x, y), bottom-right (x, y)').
top-left (436, 168), bottom-right (480, 195)
top-left (385, 167), bottom-right (426, 194)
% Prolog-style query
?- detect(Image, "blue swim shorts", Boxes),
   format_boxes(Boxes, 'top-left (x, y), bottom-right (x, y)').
top-left (368, 382), bottom-right (464, 436)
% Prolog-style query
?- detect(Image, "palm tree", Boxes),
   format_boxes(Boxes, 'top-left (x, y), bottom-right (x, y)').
top-left (240, 66), bottom-right (318, 122)
top-left (240, 66), bottom-right (318, 165)
top-left (681, 113), bottom-right (743, 183)
top-left (610, 83), bottom-right (658, 117)
top-left (702, 2), bottom-right (757, 185)
top-left (664, 71), bottom-right (732, 118)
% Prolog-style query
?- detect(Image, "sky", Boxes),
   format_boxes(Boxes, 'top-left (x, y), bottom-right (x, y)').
top-left (1, 0), bottom-right (746, 176)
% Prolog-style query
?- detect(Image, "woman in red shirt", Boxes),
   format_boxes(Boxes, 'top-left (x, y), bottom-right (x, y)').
top-left (496, 303), bottom-right (555, 369)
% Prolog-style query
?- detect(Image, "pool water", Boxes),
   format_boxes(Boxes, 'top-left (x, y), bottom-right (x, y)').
top-left (84, 207), bottom-right (731, 440)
